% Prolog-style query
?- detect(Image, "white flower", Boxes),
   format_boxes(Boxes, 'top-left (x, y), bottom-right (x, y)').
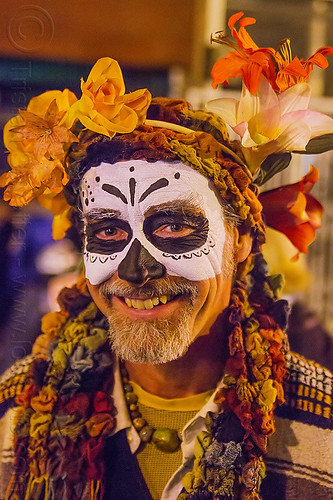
top-left (206, 77), bottom-right (333, 173)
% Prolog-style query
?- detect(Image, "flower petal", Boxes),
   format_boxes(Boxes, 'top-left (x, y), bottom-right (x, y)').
top-left (259, 166), bottom-right (323, 253)
top-left (307, 47), bottom-right (333, 67)
top-left (274, 120), bottom-right (312, 151)
top-left (85, 57), bottom-right (125, 96)
top-left (278, 83), bottom-right (311, 115)
top-left (233, 120), bottom-right (248, 138)
top-left (228, 11), bottom-right (258, 50)
top-left (276, 223), bottom-right (315, 254)
top-left (205, 97), bottom-right (239, 127)
top-left (305, 193), bottom-right (323, 228)
top-left (304, 110), bottom-right (333, 138)
top-left (211, 52), bottom-right (248, 89)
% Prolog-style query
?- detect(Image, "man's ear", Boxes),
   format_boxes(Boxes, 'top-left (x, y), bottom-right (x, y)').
top-left (233, 227), bottom-right (253, 263)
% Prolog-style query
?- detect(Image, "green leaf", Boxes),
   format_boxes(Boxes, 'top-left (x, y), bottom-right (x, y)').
top-left (255, 152), bottom-right (292, 186)
top-left (294, 133), bottom-right (333, 154)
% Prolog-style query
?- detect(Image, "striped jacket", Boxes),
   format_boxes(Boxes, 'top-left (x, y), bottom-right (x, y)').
top-left (0, 351), bottom-right (332, 499)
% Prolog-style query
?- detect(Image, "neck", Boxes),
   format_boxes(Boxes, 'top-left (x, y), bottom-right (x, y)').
top-left (124, 311), bottom-right (229, 399)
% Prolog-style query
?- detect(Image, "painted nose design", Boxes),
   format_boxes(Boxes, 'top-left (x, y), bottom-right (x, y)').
top-left (118, 238), bottom-right (166, 284)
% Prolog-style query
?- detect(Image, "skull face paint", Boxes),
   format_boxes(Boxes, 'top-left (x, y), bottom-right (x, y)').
top-left (80, 160), bottom-right (228, 285)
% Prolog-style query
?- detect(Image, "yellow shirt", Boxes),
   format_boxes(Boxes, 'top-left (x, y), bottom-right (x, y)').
top-left (131, 381), bottom-right (214, 500)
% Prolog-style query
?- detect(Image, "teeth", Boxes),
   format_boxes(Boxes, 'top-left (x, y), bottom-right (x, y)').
top-left (144, 299), bottom-right (154, 309)
top-left (123, 295), bottom-right (173, 310)
top-left (133, 299), bottom-right (145, 310)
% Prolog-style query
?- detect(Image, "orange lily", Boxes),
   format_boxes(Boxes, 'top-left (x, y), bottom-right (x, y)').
top-left (259, 166), bottom-right (323, 254)
top-left (211, 12), bottom-right (333, 95)
top-left (211, 12), bottom-right (277, 94)
top-left (274, 39), bottom-right (333, 92)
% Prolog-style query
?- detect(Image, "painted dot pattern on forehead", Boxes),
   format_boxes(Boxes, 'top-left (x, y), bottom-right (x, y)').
top-left (81, 164), bottom-right (182, 209)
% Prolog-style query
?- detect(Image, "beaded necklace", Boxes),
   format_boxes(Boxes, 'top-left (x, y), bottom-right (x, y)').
top-left (120, 363), bottom-right (182, 452)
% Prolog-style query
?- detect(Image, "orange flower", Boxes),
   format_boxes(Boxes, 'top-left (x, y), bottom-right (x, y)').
top-left (0, 89), bottom-right (77, 207)
top-left (211, 12), bottom-right (277, 94)
top-left (4, 89), bottom-right (77, 164)
top-left (66, 57), bottom-right (151, 138)
top-left (259, 166), bottom-right (323, 254)
top-left (0, 165), bottom-right (43, 206)
top-left (11, 100), bottom-right (78, 160)
top-left (275, 39), bottom-right (333, 92)
top-left (0, 155), bottom-right (69, 206)
top-left (211, 12), bottom-right (333, 95)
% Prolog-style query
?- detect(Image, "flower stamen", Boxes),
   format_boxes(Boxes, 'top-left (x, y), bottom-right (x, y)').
top-left (278, 38), bottom-right (293, 65)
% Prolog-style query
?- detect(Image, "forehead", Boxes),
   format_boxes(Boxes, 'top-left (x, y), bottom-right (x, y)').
top-left (80, 160), bottom-right (223, 214)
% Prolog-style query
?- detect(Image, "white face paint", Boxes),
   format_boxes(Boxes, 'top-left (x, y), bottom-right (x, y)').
top-left (80, 160), bottom-right (227, 285)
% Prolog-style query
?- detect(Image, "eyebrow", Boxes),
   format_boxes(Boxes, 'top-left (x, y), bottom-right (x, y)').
top-left (83, 208), bottom-right (121, 223)
top-left (145, 198), bottom-right (205, 217)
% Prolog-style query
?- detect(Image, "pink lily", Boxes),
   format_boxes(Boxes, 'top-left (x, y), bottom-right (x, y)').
top-left (206, 77), bottom-right (333, 173)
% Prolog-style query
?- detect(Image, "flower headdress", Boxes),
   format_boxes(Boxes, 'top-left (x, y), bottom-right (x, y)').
top-left (2, 15), bottom-right (333, 256)
top-left (206, 11), bottom-right (333, 256)
top-left (0, 58), bottom-right (151, 239)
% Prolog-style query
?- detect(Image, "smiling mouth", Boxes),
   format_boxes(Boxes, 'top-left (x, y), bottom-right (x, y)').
top-left (121, 295), bottom-right (176, 310)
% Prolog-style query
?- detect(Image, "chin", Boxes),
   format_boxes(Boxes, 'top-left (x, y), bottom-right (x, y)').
top-left (106, 308), bottom-right (194, 364)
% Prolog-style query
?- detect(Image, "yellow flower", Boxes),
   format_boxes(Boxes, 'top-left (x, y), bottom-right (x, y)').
top-left (1, 89), bottom-right (77, 207)
top-left (38, 191), bottom-right (72, 239)
top-left (11, 104), bottom-right (77, 160)
top-left (1, 166), bottom-right (43, 206)
top-left (0, 156), bottom-right (68, 206)
top-left (66, 57), bottom-right (151, 138)
top-left (5, 89), bottom-right (77, 163)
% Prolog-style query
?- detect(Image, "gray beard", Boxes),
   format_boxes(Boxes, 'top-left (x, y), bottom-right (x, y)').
top-left (100, 277), bottom-right (198, 364)
top-left (107, 307), bottom-right (194, 364)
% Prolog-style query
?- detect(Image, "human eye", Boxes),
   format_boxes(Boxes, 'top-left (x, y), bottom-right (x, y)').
top-left (143, 211), bottom-right (209, 254)
top-left (153, 223), bottom-right (194, 239)
top-left (95, 226), bottom-right (128, 241)
top-left (86, 218), bottom-right (131, 243)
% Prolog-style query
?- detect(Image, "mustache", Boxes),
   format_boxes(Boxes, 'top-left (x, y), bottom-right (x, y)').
top-left (100, 275), bottom-right (199, 300)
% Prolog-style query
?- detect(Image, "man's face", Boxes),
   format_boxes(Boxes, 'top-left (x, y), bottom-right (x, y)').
top-left (82, 160), bottom-right (237, 363)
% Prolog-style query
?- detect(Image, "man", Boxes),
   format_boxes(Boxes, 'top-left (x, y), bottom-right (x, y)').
top-left (0, 16), bottom-right (333, 499)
